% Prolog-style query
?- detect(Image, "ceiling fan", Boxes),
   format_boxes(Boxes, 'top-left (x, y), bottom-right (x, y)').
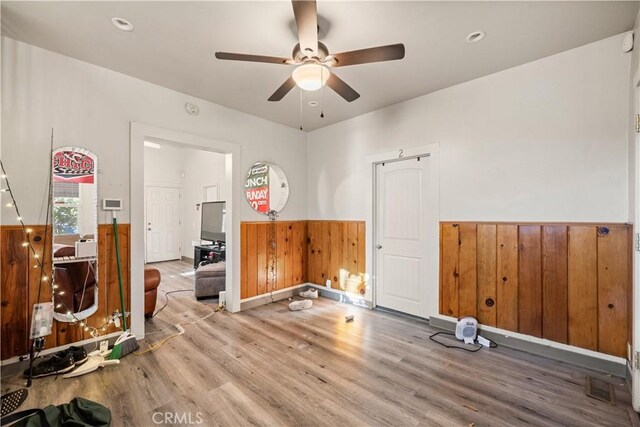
top-left (215, 0), bottom-right (405, 103)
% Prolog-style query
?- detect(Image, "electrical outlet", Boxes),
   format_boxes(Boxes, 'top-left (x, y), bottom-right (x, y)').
top-left (325, 279), bottom-right (331, 288)
top-left (100, 340), bottom-right (108, 354)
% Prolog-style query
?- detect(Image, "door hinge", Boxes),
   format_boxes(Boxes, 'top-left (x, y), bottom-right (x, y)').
top-left (635, 351), bottom-right (640, 369)
top-left (635, 114), bottom-right (640, 133)
top-left (635, 233), bottom-right (640, 252)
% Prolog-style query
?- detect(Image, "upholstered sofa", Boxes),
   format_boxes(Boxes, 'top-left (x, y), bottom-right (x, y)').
top-left (194, 262), bottom-right (225, 299)
top-left (144, 267), bottom-right (161, 318)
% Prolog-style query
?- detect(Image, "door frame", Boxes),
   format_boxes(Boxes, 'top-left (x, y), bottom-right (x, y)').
top-left (632, 72), bottom-right (640, 411)
top-left (130, 123), bottom-right (240, 339)
top-left (144, 184), bottom-right (182, 263)
top-left (366, 143), bottom-right (440, 316)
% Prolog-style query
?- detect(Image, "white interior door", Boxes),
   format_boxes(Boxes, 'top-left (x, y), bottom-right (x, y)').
top-left (146, 186), bottom-right (181, 263)
top-left (375, 156), bottom-right (430, 317)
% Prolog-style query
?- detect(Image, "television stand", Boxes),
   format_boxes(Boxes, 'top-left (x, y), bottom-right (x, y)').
top-left (193, 243), bottom-right (225, 269)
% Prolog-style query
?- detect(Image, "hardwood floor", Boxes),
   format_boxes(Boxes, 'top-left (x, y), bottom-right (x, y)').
top-left (2, 260), bottom-right (635, 426)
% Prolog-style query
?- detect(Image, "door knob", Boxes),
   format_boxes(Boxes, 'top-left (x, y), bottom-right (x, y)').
top-left (376, 244), bottom-right (383, 249)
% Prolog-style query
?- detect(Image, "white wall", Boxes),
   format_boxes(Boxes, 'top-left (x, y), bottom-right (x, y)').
top-left (181, 147), bottom-right (226, 257)
top-left (143, 143), bottom-right (226, 259)
top-left (308, 33), bottom-right (631, 317)
top-left (308, 34), bottom-right (630, 224)
top-left (143, 143), bottom-right (184, 187)
top-left (1, 37), bottom-right (307, 227)
top-left (77, 183), bottom-right (97, 238)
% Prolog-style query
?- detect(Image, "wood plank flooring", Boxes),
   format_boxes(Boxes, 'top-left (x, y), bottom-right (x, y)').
top-left (2, 260), bottom-right (635, 426)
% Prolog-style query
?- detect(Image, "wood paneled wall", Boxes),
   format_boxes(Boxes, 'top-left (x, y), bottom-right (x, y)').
top-left (440, 222), bottom-right (631, 357)
top-left (307, 221), bottom-right (366, 295)
top-left (1, 224), bottom-right (131, 360)
top-left (240, 221), bottom-right (308, 299)
top-left (240, 220), bottom-right (366, 299)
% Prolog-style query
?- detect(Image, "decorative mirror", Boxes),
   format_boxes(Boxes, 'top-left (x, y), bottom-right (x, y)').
top-left (51, 147), bottom-right (98, 322)
top-left (244, 162), bottom-right (290, 214)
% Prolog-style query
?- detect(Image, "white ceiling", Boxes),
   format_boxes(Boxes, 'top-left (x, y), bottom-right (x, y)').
top-left (2, 1), bottom-right (638, 131)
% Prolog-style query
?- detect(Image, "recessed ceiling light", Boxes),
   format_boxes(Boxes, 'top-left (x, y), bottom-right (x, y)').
top-left (308, 101), bottom-right (319, 107)
top-left (111, 17), bottom-right (134, 32)
top-left (466, 31), bottom-right (485, 43)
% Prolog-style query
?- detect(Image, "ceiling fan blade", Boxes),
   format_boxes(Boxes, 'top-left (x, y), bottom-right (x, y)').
top-left (326, 72), bottom-right (360, 102)
top-left (292, 0), bottom-right (318, 58)
top-left (215, 52), bottom-right (292, 65)
top-left (330, 43), bottom-right (405, 67)
top-left (268, 77), bottom-right (297, 102)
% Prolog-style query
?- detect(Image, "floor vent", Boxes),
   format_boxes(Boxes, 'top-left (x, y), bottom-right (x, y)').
top-left (585, 376), bottom-right (616, 405)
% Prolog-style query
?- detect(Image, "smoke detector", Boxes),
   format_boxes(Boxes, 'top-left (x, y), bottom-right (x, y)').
top-left (185, 103), bottom-right (200, 115)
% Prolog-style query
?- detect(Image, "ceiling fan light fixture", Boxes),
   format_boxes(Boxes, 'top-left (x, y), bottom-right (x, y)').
top-left (292, 63), bottom-right (329, 91)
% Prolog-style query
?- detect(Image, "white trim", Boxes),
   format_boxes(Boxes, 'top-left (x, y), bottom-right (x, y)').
top-left (307, 283), bottom-right (374, 308)
top-left (431, 314), bottom-right (626, 366)
top-left (633, 79), bottom-right (640, 411)
top-left (240, 283), bottom-right (308, 303)
top-left (130, 123), bottom-right (240, 340)
top-left (1, 332), bottom-right (122, 367)
top-left (365, 143), bottom-right (440, 316)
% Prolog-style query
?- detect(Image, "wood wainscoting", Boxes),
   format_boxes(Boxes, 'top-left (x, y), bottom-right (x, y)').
top-left (1, 224), bottom-right (131, 360)
top-left (307, 221), bottom-right (366, 295)
top-left (241, 221), bottom-right (308, 299)
top-left (240, 220), bottom-right (366, 299)
top-left (439, 222), bottom-right (631, 357)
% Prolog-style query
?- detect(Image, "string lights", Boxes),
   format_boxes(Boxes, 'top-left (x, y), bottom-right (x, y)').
top-left (0, 160), bottom-right (123, 341)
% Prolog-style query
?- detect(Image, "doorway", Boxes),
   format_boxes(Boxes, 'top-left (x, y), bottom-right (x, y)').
top-left (145, 186), bottom-right (181, 263)
top-left (130, 123), bottom-right (239, 339)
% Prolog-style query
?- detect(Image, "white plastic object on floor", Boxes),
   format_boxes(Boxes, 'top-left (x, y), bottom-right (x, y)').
top-left (63, 355), bottom-right (119, 378)
top-left (289, 300), bottom-right (313, 311)
top-left (477, 335), bottom-right (491, 347)
top-left (299, 288), bottom-right (318, 299)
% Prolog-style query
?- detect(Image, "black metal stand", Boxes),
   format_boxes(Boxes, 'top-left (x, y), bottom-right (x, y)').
top-left (25, 337), bottom-right (45, 387)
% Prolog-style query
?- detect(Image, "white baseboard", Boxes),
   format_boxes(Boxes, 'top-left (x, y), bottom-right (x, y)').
top-left (307, 283), bottom-right (373, 309)
top-left (430, 314), bottom-right (626, 377)
top-left (1, 332), bottom-right (123, 377)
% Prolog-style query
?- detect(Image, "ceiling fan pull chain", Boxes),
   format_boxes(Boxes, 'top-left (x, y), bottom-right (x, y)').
top-left (320, 67), bottom-right (325, 119)
top-left (299, 88), bottom-right (304, 131)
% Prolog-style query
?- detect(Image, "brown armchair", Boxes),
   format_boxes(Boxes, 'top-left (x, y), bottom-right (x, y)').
top-left (144, 267), bottom-right (161, 318)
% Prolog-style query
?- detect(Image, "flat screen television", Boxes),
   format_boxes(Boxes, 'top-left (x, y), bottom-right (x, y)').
top-left (201, 201), bottom-right (225, 243)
